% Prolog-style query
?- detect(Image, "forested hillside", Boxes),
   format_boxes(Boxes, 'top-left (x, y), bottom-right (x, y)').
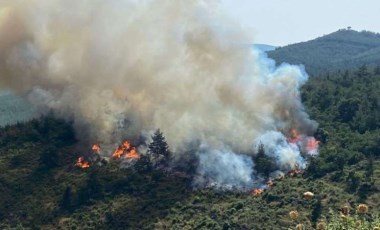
top-left (1, 65), bottom-right (380, 229)
top-left (268, 29), bottom-right (380, 75)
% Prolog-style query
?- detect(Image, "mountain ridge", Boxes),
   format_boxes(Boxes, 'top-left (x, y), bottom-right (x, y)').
top-left (268, 29), bottom-right (380, 75)
top-left (253, 43), bottom-right (277, 52)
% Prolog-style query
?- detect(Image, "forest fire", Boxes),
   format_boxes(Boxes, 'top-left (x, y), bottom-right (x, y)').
top-left (92, 144), bottom-right (101, 153)
top-left (286, 129), bottom-right (320, 155)
top-left (251, 189), bottom-right (264, 196)
top-left (288, 163), bottom-right (303, 177)
top-left (306, 137), bottom-right (320, 154)
top-left (113, 140), bottom-right (140, 159)
top-left (75, 139), bottom-right (140, 169)
top-left (0, 0), bottom-right (325, 193)
top-left (75, 157), bottom-right (90, 168)
top-left (288, 129), bottom-right (302, 144)
top-left (266, 180), bottom-right (274, 186)
top-left (122, 141), bottom-right (131, 149)
top-left (113, 146), bottom-right (124, 158)
top-left (125, 147), bottom-right (140, 159)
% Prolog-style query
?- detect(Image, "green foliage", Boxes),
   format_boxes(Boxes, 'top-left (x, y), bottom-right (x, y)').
top-left (134, 154), bottom-right (153, 173)
top-left (253, 143), bottom-right (276, 176)
top-left (148, 129), bottom-right (171, 167)
top-left (374, 65), bottom-right (380, 75)
top-left (346, 171), bottom-right (361, 193)
top-left (0, 112), bottom-right (379, 229)
top-left (268, 29), bottom-right (380, 75)
top-left (311, 198), bottom-right (322, 224)
top-left (327, 211), bottom-right (380, 230)
top-left (337, 98), bottom-right (360, 122)
top-left (61, 186), bottom-right (73, 211)
top-left (302, 67), bottom-right (380, 179)
top-left (38, 146), bottom-right (59, 169)
top-left (289, 208), bottom-right (380, 230)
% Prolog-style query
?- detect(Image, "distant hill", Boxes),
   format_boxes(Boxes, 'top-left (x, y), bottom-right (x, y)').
top-left (0, 91), bottom-right (36, 126)
top-left (268, 29), bottom-right (380, 76)
top-left (253, 44), bottom-right (277, 52)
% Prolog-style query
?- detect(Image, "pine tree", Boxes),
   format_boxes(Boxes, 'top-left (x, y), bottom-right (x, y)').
top-left (257, 143), bottom-right (265, 158)
top-left (148, 129), bottom-right (171, 167)
top-left (253, 143), bottom-right (275, 177)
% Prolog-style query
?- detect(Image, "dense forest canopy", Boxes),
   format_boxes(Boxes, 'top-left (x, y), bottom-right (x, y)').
top-left (268, 29), bottom-right (380, 75)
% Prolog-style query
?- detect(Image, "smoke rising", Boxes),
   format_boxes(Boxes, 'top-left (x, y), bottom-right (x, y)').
top-left (0, 0), bottom-right (318, 189)
top-left (254, 131), bottom-right (306, 171)
top-left (195, 148), bottom-right (255, 190)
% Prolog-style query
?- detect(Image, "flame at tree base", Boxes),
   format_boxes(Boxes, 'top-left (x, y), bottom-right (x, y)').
top-left (306, 137), bottom-right (320, 155)
top-left (73, 129), bottom-right (319, 198)
top-left (74, 139), bottom-right (140, 169)
top-left (113, 140), bottom-right (140, 159)
top-left (251, 189), bottom-right (264, 196)
top-left (92, 144), bottom-right (101, 153)
top-left (288, 128), bottom-right (302, 144)
top-left (124, 147), bottom-right (140, 159)
top-left (75, 157), bottom-right (90, 168)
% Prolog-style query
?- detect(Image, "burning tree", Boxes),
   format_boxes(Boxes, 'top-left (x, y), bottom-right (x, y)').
top-left (148, 129), bottom-right (171, 168)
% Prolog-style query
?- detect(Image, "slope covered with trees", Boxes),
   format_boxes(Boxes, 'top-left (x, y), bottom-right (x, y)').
top-left (1, 65), bottom-right (380, 229)
top-left (268, 29), bottom-right (380, 76)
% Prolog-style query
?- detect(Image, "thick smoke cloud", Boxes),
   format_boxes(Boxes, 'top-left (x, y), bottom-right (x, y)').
top-left (254, 131), bottom-right (306, 171)
top-left (0, 0), bottom-right (317, 189)
top-left (195, 148), bottom-right (255, 190)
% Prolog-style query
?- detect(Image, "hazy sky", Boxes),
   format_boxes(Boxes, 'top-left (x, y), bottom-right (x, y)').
top-left (222, 0), bottom-right (380, 46)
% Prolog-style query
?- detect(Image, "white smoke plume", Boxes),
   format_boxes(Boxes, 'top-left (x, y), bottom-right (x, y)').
top-left (194, 145), bottom-right (255, 190)
top-left (254, 131), bottom-right (306, 171)
top-left (0, 0), bottom-right (318, 189)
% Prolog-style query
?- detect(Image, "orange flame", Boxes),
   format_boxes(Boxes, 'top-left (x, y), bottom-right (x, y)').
top-left (288, 128), bottom-right (302, 144)
top-left (289, 169), bottom-right (302, 177)
top-left (92, 143), bottom-right (101, 153)
top-left (75, 157), bottom-right (90, 168)
top-left (289, 163), bottom-right (302, 176)
top-left (125, 147), bottom-right (140, 159)
top-left (113, 146), bottom-right (124, 158)
top-left (112, 140), bottom-right (140, 160)
top-left (122, 140), bottom-right (131, 149)
top-left (251, 189), bottom-right (264, 196)
top-left (266, 180), bottom-right (273, 186)
top-left (306, 137), bottom-right (320, 153)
